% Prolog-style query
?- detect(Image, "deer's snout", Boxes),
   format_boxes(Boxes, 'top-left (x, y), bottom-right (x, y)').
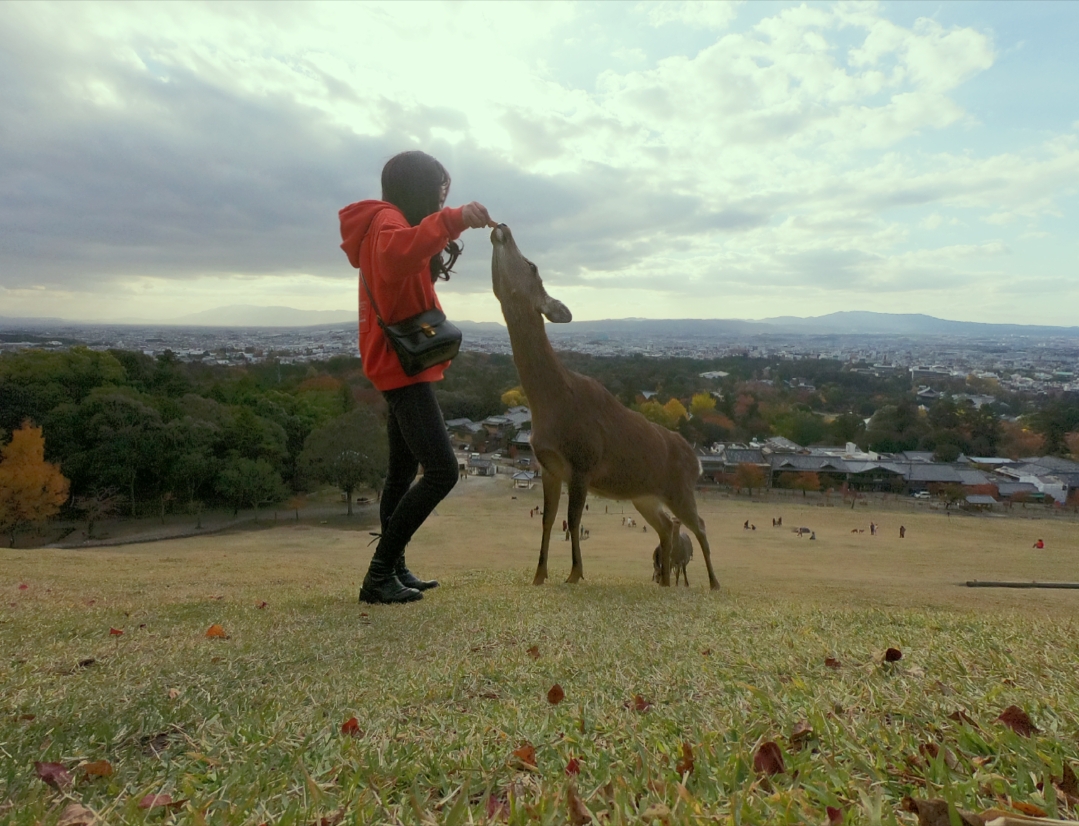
top-left (491, 224), bottom-right (510, 245)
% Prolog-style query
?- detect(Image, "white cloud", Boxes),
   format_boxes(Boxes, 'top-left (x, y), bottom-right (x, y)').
top-left (638, 1), bottom-right (741, 30)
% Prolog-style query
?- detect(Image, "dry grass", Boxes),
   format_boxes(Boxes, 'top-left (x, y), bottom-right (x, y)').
top-left (2, 477), bottom-right (1078, 824)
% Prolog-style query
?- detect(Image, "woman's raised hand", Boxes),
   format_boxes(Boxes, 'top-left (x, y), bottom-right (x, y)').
top-left (461, 202), bottom-right (497, 229)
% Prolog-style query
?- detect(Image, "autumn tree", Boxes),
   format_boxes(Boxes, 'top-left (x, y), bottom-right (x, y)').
top-left (299, 406), bottom-right (388, 515)
top-left (733, 462), bottom-right (766, 496)
top-left (0, 422), bottom-right (70, 547)
top-left (501, 386), bottom-right (529, 409)
top-left (689, 393), bottom-right (717, 417)
top-left (792, 471), bottom-right (820, 497)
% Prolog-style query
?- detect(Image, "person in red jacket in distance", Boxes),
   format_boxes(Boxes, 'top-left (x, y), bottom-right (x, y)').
top-left (339, 151), bottom-right (495, 604)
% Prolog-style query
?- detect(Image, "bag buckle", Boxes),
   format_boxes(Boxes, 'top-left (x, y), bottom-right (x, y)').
top-left (420, 322), bottom-right (436, 338)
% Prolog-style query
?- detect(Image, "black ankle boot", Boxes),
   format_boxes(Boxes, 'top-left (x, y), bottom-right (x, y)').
top-left (360, 557), bottom-right (422, 605)
top-left (395, 556), bottom-right (439, 591)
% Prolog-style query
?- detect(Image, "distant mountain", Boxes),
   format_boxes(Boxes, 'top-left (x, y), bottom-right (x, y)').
top-left (169, 305), bottom-right (356, 327)
top-left (757, 311), bottom-right (1079, 337)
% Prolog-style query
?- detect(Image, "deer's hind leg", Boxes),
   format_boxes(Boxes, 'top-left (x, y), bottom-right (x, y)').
top-left (534, 466), bottom-right (562, 585)
top-left (633, 496), bottom-right (674, 586)
top-left (667, 491), bottom-right (720, 591)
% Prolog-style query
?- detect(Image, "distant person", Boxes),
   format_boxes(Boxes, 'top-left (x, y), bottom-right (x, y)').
top-left (562, 519), bottom-right (568, 532)
top-left (1033, 539), bottom-right (1045, 549)
top-left (899, 525), bottom-right (906, 539)
top-left (744, 520), bottom-right (750, 530)
top-left (809, 531), bottom-right (816, 540)
top-left (340, 150), bottom-right (496, 605)
top-left (870, 521), bottom-right (876, 536)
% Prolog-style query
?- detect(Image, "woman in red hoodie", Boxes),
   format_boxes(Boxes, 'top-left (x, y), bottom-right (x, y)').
top-left (339, 151), bottom-right (495, 604)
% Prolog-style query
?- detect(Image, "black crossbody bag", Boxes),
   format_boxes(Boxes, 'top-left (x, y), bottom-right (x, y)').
top-left (359, 269), bottom-right (462, 377)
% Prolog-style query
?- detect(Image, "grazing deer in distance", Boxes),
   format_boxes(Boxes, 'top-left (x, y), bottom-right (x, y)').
top-left (489, 224), bottom-right (720, 589)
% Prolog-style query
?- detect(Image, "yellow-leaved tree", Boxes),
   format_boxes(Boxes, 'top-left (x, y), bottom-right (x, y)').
top-left (689, 393), bottom-right (717, 417)
top-left (501, 386), bottom-right (529, 409)
top-left (0, 423), bottom-right (70, 547)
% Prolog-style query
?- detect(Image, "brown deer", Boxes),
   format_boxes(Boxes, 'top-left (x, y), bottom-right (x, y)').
top-left (490, 224), bottom-right (720, 589)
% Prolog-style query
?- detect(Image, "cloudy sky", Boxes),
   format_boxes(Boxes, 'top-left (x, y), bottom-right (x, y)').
top-left (2, 1), bottom-right (1078, 325)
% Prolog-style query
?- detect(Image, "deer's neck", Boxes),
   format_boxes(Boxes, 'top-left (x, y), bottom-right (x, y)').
top-left (501, 299), bottom-right (568, 411)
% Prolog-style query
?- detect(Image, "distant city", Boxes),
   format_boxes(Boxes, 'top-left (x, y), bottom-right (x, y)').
top-left (2, 310), bottom-right (1078, 395)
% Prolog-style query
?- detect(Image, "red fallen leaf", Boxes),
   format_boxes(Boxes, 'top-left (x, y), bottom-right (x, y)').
top-left (753, 741), bottom-right (785, 775)
top-left (359, 612), bottom-right (368, 617)
top-left (138, 623), bottom-right (146, 629)
top-left (826, 805), bottom-right (843, 825)
top-left (676, 741), bottom-right (695, 775)
top-left (204, 624), bottom-right (228, 639)
top-left (34, 761), bottom-right (72, 789)
top-left (486, 794), bottom-right (510, 821)
top-left (566, 782), bottom-right (592, 826)
top-left (19, 713), bottom-right (36, 721)
top-left (18, 583), bottom-right (28, 590)
top-left (340, 717), bottom-right (361, 736)
top-left (702, 648), bottom-right (713, 656)
top-left (996, 705), bottom-right (1038, 737)
top-left (1011, 800), bottom-right (1048, 817)
top-left (526, 645), bottom-right (540, 659)
top-left (825, 657), bottom-right (841, 669)
top-left (625, 694), bottom-right (653, 712)
top-left (82, 759), bottom-right (114, 779)
top-left (308, 812), bottom-right (343, 826)
top-left (256, 601), bottom-right (268, 609)
top-left (511, 742), bottom-right (537, 769)
top-left (109, 628), bottom-right (123, 636)
top-left (547, 684), bottom-right (565, 705)
top-left (566, 757), bottom-right (581, 776)
top-left (138, 793), bottom-right (181, 810)
top-left (884, 647), bottom-right (903, 662)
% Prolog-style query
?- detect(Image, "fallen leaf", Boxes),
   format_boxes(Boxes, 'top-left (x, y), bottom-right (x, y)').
top-left (1060, 762), bottom-right (1078, 797)
top-left (566, 757), bottom-right (581, 776)
top-left (701, 648), bottom-right (712, 656)
top-left (109, 628), bottom-right (123, 636)
top-left (625, 694), bottom-right (653, 712)
top-left (138, 794), bottom-right (182, 810)
top-left (996, 705), bottom-right (1038, 737)
top-left (567, 783), bottom-right (592, 826)
top-left (948, 710), bottom-right (980, 729)
top-left (675, 741), bottom-right (694, 776)
top-left (340, 717), bottom-right (361, 736)
top-left (256, 601), bottom-right (268, 609)
top-left (1010, 800), bottom-right (1048, 817)
top-left (753, 741), bottom-right (785, 775)
top-left (900, 797), bottom-right (983, 826)
top-left (547, 684), bottom-right (565, 705)
top-left (76, 658), bottom-right (96, 670)
top-left (19, 713), bottom-right (35, 721)
top-left (526, 645), bottom-right (540, 659)
top-left (884, 647), bottom-right (903, 662)
top-left (790, 721), bottom-right (814, 747)
top-left (825, 657), bottom-right (841, 669)
top-left (34, 761), bottom-right (72, 789)
top-left (57, 803), bottom-right (96, 826)
top-left (167, 688), bottom-right (180, 700)
top-left (486, 794), bottom-right (510, 821)
top-left (640, 802), bottom-right (671, 823)
top-left (140, 731), bottom-right (174, 756)
top-left (308, 812), bottom-right (343, 826)
top-left (18, 583), bottom-right (28, 590)
top-left (511, 742), bottom-right (537, 770)
top-left (82, 759), bottom-right (113, 779)
top-left (204, 624), bottom-right (228, 639)
top-left (826, 805), bottom-right (843, 825)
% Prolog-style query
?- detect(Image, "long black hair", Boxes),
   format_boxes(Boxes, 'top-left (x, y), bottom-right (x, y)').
top-left (381, 150), bottom-right (462, 282)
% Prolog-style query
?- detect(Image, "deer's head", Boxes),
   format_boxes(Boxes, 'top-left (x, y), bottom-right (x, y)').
top-left (490, 224), bottom-right (572, 323)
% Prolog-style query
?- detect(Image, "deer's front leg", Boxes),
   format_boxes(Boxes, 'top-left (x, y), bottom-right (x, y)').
top-left (565, 472), bottom-right (588, 583)
top-left (535, 468), bottom-right (562, 585)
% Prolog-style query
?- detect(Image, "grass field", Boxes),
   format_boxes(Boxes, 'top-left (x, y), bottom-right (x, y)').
top-left (3, 477), bottom-right (1079, 825)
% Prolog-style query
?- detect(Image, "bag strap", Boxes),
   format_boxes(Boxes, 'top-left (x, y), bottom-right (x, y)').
top-left (358, 269), bottom-right (387, 330)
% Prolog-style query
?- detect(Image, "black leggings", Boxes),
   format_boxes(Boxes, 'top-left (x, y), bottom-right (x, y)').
top-left (373, 382), bottom-right (458, 565)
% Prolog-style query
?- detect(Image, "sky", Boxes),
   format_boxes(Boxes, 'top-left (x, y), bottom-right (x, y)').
top-left (1, 0), bottom-right (1078, 326)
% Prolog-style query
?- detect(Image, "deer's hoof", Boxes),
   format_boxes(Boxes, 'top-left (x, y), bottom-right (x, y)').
top-left (565, 570), bottom-right (582, 584)
top-left (533, 573), bottom-right (547, 586)
top-left (709, 580), bottom-right (721, 591)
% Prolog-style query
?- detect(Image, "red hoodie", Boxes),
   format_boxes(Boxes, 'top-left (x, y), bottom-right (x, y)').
top-left (339, 200), bottom-right (467, 392)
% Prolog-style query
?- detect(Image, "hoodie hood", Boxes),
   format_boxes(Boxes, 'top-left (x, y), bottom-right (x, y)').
top-left (339, 199), bottom-right (399, 268)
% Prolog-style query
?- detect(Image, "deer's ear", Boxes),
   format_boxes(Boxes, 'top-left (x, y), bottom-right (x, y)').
top-left (540, 296), bottom-right (572, 323)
